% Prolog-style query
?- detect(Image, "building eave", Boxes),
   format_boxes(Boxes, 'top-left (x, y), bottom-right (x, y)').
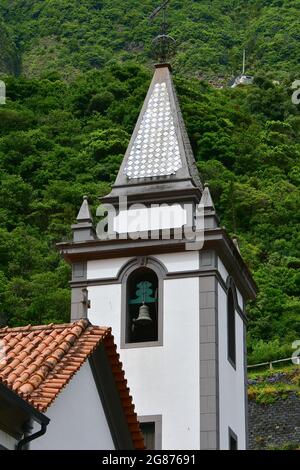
top-left (0, 382), bottom-right (49, 440)
top-left (102, 179), bottom-right (202, 206)
top-left (57, 227), bottom-right (257, 301)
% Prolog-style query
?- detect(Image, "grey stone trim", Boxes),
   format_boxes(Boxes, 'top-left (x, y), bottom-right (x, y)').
top-left (71, 222), bottom-right (95, 242)
top-left (70, 287), bottom-right (89, 321)
top-left (70, 261), bottom-right (88, 321)
top-left (70, 278), bottom-right (118, 287)
top-left (138, 415), bottom-right (162, 450)
top-left (120, 257), bottom-right (165, 349)
top-left (72, 195), bottom-right (95, 242)
top-left (69, 261), bottom-right (247, 330)
top-left (57, 226), bottom-right (257, 301)
top-left (117, 256), bottom-right (167, 282)
top-left (121, 339), bottom-right (163, 349)
top-left (225, 276), bottom-right (239, 310)
top-left (69, 266), bottom-right (247, 324)
top-left (199, 275), bottom-right (219, 450)
top-left (228, 426), bottom-right (238, 450)
top-left (222, 276), bottom-right (247, 323)
top-left (72, 261), bottom-right (87, 281)
top-left (199, 250), bottom-right (216, 268)
top-left (70, 267), bottom-right (221, 284)
top-left (103, 185), bottom-right (201, 207)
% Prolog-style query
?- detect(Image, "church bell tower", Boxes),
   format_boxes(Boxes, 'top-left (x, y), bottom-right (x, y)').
top-left (58, 63), bottom-right (256, 450)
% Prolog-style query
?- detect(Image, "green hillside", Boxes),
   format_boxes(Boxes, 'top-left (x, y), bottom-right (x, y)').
top-left (0, 18), bottom-right (19, 75)
top-left (0, 1), bottom-right (299, 364)
top-left (0, 1), bottom-right (299, 79)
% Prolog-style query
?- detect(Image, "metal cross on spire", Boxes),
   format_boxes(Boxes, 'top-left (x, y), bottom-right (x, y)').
top-left (149, 0), bottom-right (176, 63)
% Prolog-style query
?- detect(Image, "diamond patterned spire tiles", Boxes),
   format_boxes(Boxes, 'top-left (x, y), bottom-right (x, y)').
top-left (124, 82), bottom-right (182, 179)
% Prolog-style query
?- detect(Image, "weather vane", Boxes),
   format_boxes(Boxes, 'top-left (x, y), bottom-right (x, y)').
top-left (149, 0), bottom-right (176, 63)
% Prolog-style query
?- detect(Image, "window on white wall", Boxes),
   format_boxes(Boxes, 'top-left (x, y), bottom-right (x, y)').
top-left (121, 257), bottom-right (165, 348)
top-left (229, 427), bottom-right (238, 450)
top-left (140, 422), bottom-right (155, 450)
top-left (139, 415), bottom-right (162, 450)
top-left (126, 267), bottom-right (159, 344)
top-left (227, 286), bottom-right (236, 367)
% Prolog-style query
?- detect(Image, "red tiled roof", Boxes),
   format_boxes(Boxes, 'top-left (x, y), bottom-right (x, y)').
top-left (0, 319), bottom-right (144, 449)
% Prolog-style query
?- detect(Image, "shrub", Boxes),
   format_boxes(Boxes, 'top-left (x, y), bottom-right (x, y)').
top-left (248, 339), bottom-right (293, 365)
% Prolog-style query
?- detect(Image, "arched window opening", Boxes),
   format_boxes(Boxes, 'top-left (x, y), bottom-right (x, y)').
top-left (227, 286), bottom-right (236, 367)
top-left (126, 268), bottom-right (158, 344)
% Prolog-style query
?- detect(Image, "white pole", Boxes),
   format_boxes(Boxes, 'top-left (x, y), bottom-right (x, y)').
top-left (0, 81), bottom-right (5, 105)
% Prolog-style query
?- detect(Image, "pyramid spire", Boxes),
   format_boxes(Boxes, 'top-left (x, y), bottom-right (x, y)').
top-left (103, 64), bottom-right (202, 206)
top-left (200, 183), bottom-right (219, 229)
top-left (200, 183), bottom-right (215, 209)
top-left (72, 196), bottom-right (95, 241)
top-left (76, 195), bottom-right (93, 222)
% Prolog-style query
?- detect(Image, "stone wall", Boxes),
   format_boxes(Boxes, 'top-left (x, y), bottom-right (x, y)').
top-left (248, 393), bottom-right (300, 449)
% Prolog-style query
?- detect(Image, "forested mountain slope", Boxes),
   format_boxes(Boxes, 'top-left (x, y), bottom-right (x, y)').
top-left (0, 0), bottom-right (299, 79)
top-left (0, 18), bottom-right (19, 75)
top-left (0, 1), bottom-right (299, 363)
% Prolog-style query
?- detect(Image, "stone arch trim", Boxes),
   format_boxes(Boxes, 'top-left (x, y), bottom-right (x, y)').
top-left (117, 256), bottom-right (168, 283)
top-left (226, 276), bottom-right (239, 312)
top-left (120, 256), bottom-right (165, 349)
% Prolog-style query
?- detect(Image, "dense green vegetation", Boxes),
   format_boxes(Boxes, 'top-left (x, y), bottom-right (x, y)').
top-left (0, 1), bottom-right (299, 80)
top-left (0, 1), bottom-right (299, 363)
top-left (0, 18), bottom-right (19, 75)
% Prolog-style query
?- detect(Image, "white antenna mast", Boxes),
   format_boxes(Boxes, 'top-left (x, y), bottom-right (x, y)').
top-left (242, 49), bottom-right (246, 75)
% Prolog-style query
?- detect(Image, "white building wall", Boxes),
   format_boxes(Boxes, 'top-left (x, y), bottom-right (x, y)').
top-left (114, 205), bottom-right (187, 233)
top-left (0, 428), bottom-right (17, 450)
top-left (87, 257), bottom-right (131, 279)
top-left (86, 251), bottom-right (200, 280)
top-left (218, 283), bottom-right (246, 449)
top-left (88, 255), bottom-right (200, 450)
top-left (218, 256), bottom-right (244, 310)
top-left (155, 251), bottom-right (199, 272)
top-left (217, 257), bottom-right (228, 283)
top-left (30, 362), bottom-right (115, 450)
top-left (236, 288), bottom-right (244, 311)
top-left (86, 254), bottom-right (246, 449)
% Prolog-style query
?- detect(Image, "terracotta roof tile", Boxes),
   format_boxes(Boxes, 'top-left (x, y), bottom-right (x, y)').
top-left (0, 320), bottom-right (144, 450)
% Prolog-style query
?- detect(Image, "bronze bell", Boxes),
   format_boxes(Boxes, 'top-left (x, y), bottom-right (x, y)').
top-left (133, 304), bottom-right (152, 327)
